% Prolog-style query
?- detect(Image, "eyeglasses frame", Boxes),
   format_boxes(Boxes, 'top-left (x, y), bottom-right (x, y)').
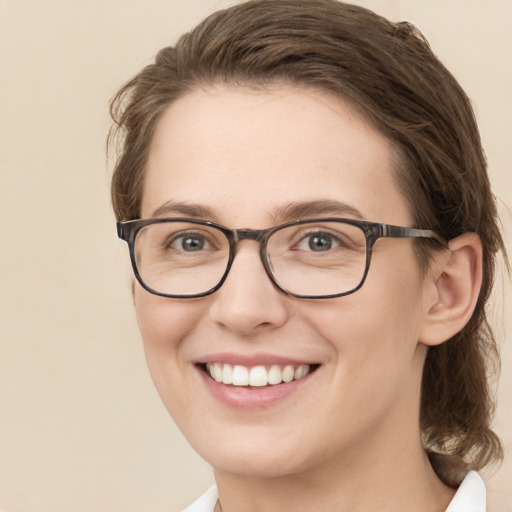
top-left (117, 217), bottom-right (448, 299)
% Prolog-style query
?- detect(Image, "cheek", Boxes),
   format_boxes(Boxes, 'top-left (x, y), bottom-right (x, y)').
top-left (301, 257), bottom-right (427, 404)
top-left (134, 286), bottom-right (203, 343)
top-left (305, 267), bottom-right (424, 351)
top-left (133, 288), bottom-right (204, 395)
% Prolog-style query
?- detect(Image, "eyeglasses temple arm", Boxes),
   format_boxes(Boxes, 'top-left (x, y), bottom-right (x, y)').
top-left (381, 224), bottom-right (449, 249)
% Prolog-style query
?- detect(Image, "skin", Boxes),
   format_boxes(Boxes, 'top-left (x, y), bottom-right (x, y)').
top-left (136, 85), bottom-right (461, 511)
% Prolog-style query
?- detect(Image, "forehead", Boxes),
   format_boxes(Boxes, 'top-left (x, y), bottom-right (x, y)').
top-left (143, 85), bottom-right (411, 226)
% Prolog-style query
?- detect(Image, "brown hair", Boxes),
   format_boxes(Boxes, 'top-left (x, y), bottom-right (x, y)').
top-left (109, 0), bottom-right (506, 485)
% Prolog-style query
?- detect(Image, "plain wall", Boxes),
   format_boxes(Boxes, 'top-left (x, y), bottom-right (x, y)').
top-left (0, 1), bottom-right (510, 510)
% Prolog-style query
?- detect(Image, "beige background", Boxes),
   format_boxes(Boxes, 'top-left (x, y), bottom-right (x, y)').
top-left (0, 1), bottom-right (510, 511)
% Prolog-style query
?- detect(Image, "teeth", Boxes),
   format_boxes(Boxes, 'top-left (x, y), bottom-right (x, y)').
top-left (295, 365), bottom-right (307, 379)
top-left (282, 365), bottom-right (295, 383)
top-left (222, 364), bottom-right (233, 385)
top-left (232, 365), bottom-right (249, 386)
top-left (212, 363), bottom-right (222, 382)
top-left (206, 363), bottom-right (311, 387)
top-left (268, 365), bottom-right (282, 385)
top-left (249, 366), bottom-right (268, 387)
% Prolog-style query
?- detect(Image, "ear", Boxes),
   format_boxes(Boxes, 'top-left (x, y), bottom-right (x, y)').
top-left (419, 232), bottom-right (483, 346)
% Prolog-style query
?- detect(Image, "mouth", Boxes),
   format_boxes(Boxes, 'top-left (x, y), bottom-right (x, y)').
top-left (199, 362), bottom-right (320, 388)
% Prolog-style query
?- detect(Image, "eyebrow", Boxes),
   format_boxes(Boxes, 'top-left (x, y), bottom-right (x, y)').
top-left (151, 201), bottom-right (217, 219)
top-left (150, 199), bottom-right (366, 224)
top-left (273, 200), bottom-right (365, 222)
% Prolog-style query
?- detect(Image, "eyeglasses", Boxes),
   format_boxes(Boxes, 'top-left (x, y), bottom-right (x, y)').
top-left (117, 217), bottom-right (447, 299)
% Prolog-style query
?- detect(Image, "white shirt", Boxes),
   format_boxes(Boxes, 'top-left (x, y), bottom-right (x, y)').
top-left (182, 471), bottom-right (486, 512)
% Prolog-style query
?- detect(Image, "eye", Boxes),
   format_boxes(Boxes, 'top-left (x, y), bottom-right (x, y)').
top-left (298, 231), bottom-right (339, 252)
top-left (170, 232), bottom-right (211, 252)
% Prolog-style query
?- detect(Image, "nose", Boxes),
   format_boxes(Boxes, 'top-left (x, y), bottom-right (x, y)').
top-left (208, 241), bottom-right (289, 336)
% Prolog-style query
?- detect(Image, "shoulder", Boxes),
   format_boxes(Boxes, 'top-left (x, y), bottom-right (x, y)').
top-left (180, 485), bottom-right (218, 512)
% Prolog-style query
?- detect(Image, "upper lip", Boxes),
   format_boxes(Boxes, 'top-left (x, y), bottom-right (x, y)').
top-left (197, 353), bottom-right (319, 367)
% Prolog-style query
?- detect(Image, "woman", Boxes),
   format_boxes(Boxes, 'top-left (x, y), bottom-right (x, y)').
top-left (109, 1), bottom-right (506, 510)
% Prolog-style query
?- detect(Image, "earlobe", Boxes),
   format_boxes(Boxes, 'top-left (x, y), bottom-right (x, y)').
top-left (419, 233), bottom-right (483, 346)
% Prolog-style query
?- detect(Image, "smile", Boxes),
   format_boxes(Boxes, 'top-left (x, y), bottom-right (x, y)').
top-left (205, 363), bottom-right (313, 387)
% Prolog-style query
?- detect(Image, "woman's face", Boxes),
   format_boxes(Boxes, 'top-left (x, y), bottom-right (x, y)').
top-left (136, 86), bottom-right (435, 478)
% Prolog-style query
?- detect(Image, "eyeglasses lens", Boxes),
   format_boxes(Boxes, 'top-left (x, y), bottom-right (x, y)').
top-left (267, 221), bottom-right (367, 296)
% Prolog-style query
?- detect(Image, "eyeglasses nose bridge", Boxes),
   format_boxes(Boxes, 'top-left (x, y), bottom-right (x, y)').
top-left (231, 228), bottom-right (268, 244)
top-left (230, 227), bottom-right (272, 263)
top-left (226, 227), bottom-right (275, 282)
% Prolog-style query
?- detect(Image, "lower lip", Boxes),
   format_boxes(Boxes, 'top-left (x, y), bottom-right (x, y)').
top-left (197, 366), bottom-right (315, 409)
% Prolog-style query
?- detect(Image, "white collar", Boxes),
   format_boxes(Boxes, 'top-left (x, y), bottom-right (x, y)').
top-left (182, 471), bottom-right (486, 512)
top-left (445, 471), bottom-right (486, 512)
top-left (182, 485), bottom-right (217, 512)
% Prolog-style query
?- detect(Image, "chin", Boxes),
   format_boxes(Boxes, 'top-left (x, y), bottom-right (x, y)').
top-left (190, 431), bottom-right (313, 479)
top-left (212, 455), bottom-right (305, 479)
